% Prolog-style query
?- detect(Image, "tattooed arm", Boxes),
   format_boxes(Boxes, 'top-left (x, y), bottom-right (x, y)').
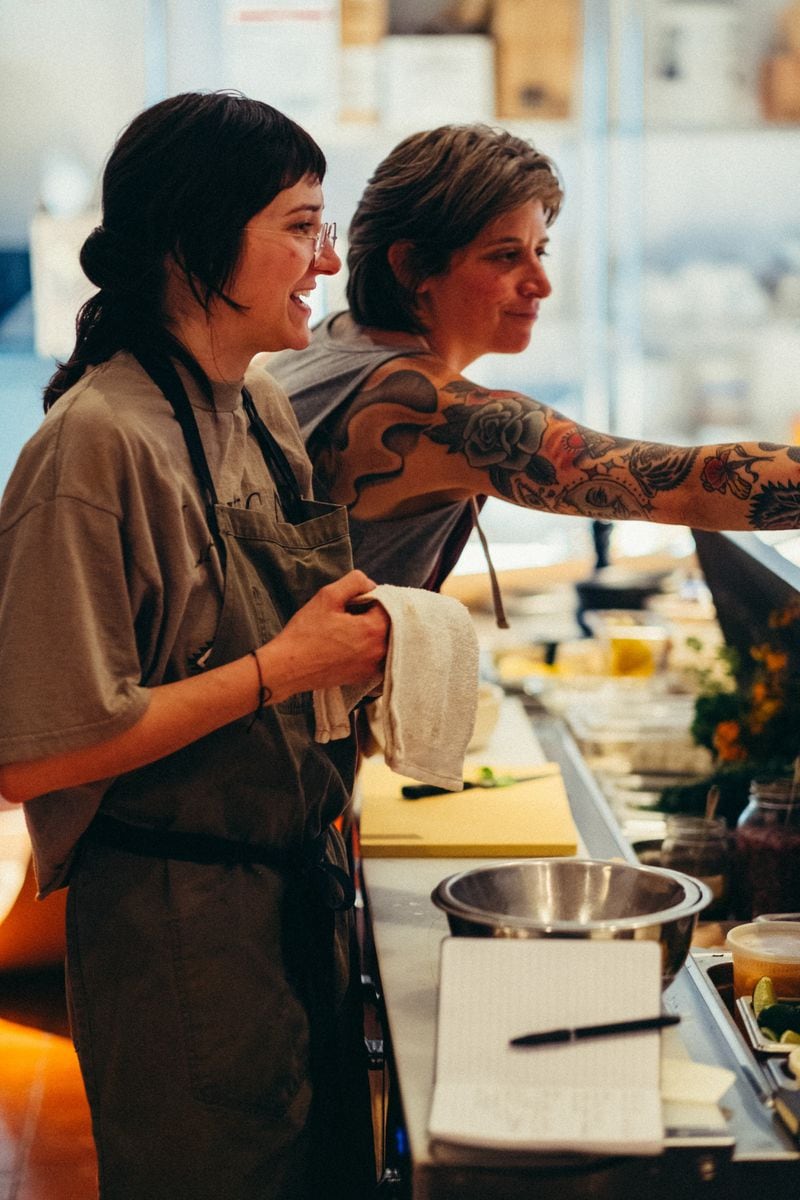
top-left (312, 359), bottom-right (800, 530)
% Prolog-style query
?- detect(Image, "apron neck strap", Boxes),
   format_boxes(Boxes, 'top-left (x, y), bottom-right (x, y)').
top-left (136, 350), bottom-right (227, 566)
top-left (135, 353), bottom-right (308, 566)
top-left (242, 387), bottom-right (304, 523)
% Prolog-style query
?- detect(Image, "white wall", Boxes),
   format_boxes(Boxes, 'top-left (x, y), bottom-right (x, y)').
top-left (0, 0), bottom-right (148, 246)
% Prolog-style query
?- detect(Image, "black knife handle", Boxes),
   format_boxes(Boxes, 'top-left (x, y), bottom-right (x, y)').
top-left (401, 782), bottom-right (476, 800)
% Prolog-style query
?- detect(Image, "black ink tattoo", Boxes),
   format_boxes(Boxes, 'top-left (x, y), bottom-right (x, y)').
top-left (749, 482), bottom-right (800, 529)
top-left (321, 370), bottom-right (441, 503)
top-left (559, 479), bottom-right (652, 520)
top-left (325, 370), bottom-right (439, 453)
top-left (562, 428), bottom-right (623, 464)
top-left (424, 394), bottom-right (555, 500)
top-left (626, 444), bottom-right (699, 498)
top-left (758, 443), bottom-right (800, 461)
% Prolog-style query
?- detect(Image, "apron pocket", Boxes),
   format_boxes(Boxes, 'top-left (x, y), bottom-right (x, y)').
top-left (168, 860), bottom-right (310, 1118)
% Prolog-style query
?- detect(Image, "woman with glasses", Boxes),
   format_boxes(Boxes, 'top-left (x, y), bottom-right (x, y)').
top-left (0, 92), bottom-right (388, 1200)
top-left (268, 124), bottom-right (800, 613)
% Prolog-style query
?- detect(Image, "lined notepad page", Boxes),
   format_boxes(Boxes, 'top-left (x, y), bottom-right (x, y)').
top-left (429, 938), bottom-right (664, 1156)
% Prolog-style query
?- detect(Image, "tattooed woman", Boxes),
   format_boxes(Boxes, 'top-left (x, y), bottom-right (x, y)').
top-left (267, 124), bottom-right (800, 607)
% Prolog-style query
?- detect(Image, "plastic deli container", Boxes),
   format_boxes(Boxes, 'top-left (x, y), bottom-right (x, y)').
top-left (726, 920), bottom-right (800, 1000)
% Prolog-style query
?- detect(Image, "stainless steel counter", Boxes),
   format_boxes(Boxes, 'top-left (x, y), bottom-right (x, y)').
top-left (359, 698), bottom-right (799, 1199)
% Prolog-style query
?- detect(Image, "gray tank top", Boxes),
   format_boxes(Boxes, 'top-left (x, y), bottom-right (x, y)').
top-left (267, 313), bottom-right (475, 590)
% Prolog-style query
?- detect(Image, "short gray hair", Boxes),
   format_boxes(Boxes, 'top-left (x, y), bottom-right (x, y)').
top-left (346, 124), bottom-right (563, 333)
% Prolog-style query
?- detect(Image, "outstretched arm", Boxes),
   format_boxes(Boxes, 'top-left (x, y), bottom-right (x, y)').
top-left (313, 359), bottom-right (800, 531)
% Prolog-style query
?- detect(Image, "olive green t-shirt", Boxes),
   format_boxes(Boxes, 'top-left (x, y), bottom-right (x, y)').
top-left (0, 352), bottom-right (312, 894)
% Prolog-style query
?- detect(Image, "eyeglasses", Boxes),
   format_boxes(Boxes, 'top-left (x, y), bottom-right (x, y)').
top-left (246, 221), bottom-right (337, 267)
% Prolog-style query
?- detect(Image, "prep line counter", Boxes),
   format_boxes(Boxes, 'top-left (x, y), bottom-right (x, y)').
top-left (357, 698), bottom-right (799, 1199)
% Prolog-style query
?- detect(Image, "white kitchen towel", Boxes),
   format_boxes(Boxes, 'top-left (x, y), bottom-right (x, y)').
top-left (313, 681), bottom-right (375, 743)
top-left (314, 584), bottom-right (479, 790)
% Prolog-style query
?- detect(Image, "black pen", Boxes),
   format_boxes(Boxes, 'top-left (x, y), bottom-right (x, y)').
top-left (509, 1013), bottom-right (680, 1048)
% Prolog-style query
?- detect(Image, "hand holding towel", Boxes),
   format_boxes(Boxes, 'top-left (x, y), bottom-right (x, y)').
top-left (314, 584), bottom-right (479, 791)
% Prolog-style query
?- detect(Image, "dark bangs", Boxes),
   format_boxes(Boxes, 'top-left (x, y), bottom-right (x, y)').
top-left (104, 92), bottom-right (327, 311)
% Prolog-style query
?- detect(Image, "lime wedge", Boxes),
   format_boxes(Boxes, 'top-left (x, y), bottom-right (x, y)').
top-left (759, 1027), bottom-right (778, 1041)
top-left (779, 1029), bottom-right (800, 1044)
top-left (753, 976), bottom-right (776, 1017)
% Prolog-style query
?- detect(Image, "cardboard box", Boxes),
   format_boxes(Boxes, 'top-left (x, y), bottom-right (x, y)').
top-left (762, 52), bottom-right (800, 122)
top-left (340, 0), bottom-right (388, 121)
top-left (495, 40), bottom-right (577, 119)
top-left (492, 0), bottom-right (581, 120)
top-left (781, 2), bottom-right (800, 54)
top-left (341, 0), bottom-right (387, 45)
top-left (491, 0), bottom-right (581, 44)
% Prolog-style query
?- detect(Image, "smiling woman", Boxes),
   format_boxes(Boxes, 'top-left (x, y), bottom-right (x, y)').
top-left (267, 123), bottom-right (800, 612)
top-left (0, 91), bottom-right (388, 1200)
top-left (166, 179), bottom-right (340, 372)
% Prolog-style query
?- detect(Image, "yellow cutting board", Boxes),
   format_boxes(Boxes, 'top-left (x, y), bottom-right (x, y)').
top-left (357, 759), bottom-right (578, 858)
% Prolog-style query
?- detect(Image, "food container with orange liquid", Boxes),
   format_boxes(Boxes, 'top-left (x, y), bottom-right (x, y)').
top-left (726, 920), bottom-right (800, 1001)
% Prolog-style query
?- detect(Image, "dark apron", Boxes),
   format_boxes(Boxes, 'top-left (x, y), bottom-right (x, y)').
top-left (65, 354), bottom-right (375, 1200)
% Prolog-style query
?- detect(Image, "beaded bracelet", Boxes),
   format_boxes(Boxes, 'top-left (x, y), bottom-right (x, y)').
top-left (248, 649), bottom-right (273, 730)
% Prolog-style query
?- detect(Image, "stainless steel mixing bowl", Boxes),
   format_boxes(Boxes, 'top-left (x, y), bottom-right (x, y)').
top-left (431, 858), bottom-right (712, 987)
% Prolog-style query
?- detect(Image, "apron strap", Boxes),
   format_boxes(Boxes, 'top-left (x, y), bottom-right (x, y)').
top-left (84, 813), bottom-right (354, 910)
top-left (242, 387), bottom-right (305, 524)
top-left (134, 354), bottom-right (310, 572)
top-left (135, 350), bottom-right (228, 567)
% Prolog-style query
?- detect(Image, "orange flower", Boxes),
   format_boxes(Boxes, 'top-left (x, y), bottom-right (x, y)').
top-left (712, 719), bottom-right (748, 762)
top-left (748, 699), bottom-right (782, 735)
top-left (769, 603), bottom-right (800, 629)
top-left (764, 651), bottom-right (788, 673)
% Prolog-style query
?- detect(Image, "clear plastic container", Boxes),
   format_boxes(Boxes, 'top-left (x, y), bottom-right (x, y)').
top-left (726, 920), bottom-right (800, 1000)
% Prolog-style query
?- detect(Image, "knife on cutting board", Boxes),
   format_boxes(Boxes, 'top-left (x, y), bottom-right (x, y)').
top-left (401, 766), bottom-right (559, 800)
top-left (358, 757), bottom-right (578, 858)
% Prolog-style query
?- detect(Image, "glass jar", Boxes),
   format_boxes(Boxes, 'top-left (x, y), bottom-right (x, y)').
top-left (660, 815), bottom-right (730, 920)
top-left (732, 779), bottom-right (800, 920)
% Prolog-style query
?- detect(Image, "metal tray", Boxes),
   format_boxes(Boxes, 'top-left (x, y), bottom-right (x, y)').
top-left (736, 994), bottom-right (800, 1056)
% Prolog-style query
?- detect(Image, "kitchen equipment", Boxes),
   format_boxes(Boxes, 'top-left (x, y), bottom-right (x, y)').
top-left (431, 858), bottom-right (712, 987)
top-left (574, 519), bottom-right (672, 630)
top-left (582, 609), bottom-right (671, 678)
top-left (660, 813), bottom-right (730, 921)
top-left (736, 993), bottom-right (800, 1056)
top-left (575, 566), bottom-right (670, 633)
top-left (726, 920), bottom-right (800, 1001)
top-left (732, 778), bottom-right (800, 919)
top-left (358, 759), bottom-right (578, 858)
top-left (401, 767), bottom-right (556, 799)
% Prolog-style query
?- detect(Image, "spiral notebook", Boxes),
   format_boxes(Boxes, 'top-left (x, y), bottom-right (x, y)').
top-left (428, 938), bottom-right (665, 1158)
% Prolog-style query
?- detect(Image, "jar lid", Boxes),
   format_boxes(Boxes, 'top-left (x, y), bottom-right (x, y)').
top-left (665, 814), bottom-right (727, 835)
top-left (726, 920), bottom-right (800, 961)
